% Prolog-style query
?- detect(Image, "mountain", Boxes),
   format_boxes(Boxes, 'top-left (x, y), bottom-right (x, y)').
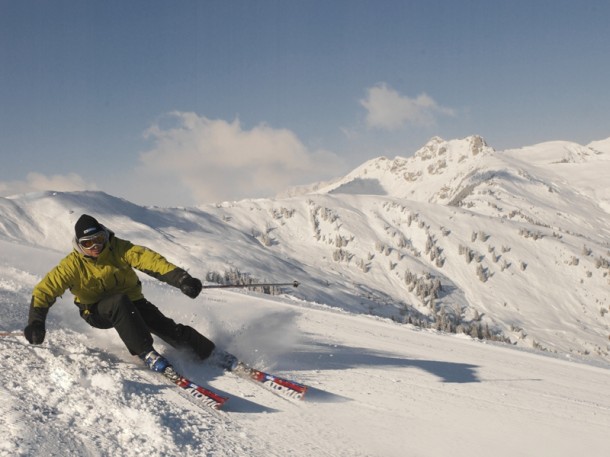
top-left (208, 135), bottom-right (610, 362)
top-left (1, 135), bottom-right (610, 456)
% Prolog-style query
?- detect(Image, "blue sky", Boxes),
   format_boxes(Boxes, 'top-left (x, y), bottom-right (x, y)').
top-left (1, 0), bottom-right (609, 206)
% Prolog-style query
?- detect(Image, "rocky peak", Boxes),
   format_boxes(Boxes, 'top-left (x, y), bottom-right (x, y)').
top-left (414, 135), bottom-right (494, 162)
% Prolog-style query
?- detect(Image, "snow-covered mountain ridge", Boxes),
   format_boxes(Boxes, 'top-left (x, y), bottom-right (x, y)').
top-left (315, 135), bottom-right (610, 236)
top-left (1, 135), bottom-right (609, 363)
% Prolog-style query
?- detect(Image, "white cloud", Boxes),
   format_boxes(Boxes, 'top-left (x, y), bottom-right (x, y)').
top-left (360, 83), bottom-right (455, 130)
top-left (138, 112), bottom-right (344, 204)
top-left (0, 172), bottom-right (94, 196)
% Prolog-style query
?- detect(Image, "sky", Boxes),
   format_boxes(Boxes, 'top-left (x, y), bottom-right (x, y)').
top-left (1, 0), bottom-right (610, 207)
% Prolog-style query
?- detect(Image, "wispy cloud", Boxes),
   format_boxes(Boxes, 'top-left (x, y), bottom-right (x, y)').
top-left (360, 83), bottom-right (455, 130)
top-left (137, 112), bottom-right (344, 204)
top-left (0, 114), bottom-right (344, 207)
top-left (0, 172), bottom-right (93, 196)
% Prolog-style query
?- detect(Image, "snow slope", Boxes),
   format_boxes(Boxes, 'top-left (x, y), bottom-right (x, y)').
top-left (1, 135), bottom-right (610, 456)
top-left (1, 238), bottom-right (609, 457)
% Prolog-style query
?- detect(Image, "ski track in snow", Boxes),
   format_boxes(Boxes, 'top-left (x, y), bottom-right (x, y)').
top-left (0, 327), bottom-right (268, 456)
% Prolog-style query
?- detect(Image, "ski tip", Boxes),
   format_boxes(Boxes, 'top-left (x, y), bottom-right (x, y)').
top-left (200, 393), bottom-right (229, 411)
top-left (214, 398), bottom-right (229, 410)
top-left (203, 390), bottom-right (230, 410)
top-left (293, 385), bottom-right (308, 400)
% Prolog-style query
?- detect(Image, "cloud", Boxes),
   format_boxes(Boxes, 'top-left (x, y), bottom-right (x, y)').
top-left (360, 83), bottom-right (455, 130)
top-left (138, 112), bottom-right (344, 204)
top-left (0, 172), bottom-right (94, 196)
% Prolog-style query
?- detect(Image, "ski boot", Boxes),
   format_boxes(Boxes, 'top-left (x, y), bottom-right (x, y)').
top-left (211, 349), bottom-right (239, 371)
top-left (140, 349), bottom-right (181, 382)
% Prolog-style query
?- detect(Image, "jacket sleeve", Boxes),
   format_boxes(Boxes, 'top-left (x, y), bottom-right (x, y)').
top-left (29, 257), bottom-right (76, 325)
top-left (119, 239), bottom-right (189, 288)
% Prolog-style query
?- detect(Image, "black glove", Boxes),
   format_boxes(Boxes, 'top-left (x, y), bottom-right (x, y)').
top-left (24, 321), bottom-right (46, 345)
top-left (180, 275), bottom-right (203, 299)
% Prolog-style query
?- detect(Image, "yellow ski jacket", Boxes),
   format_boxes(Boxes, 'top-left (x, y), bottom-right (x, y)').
top-left (31, 233), bottom-right (187, 312)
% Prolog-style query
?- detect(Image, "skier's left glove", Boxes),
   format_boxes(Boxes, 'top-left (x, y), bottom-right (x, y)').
top-left (180, 274), bottom-right (203, 299)
top-left (24, 321), bottom-right (46, 345)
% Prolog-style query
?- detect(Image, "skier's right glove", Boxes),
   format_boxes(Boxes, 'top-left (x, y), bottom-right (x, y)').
top-left (24, 321), bottom-right (46, 345)
top-left (180, 274), bottom-right (203, 299)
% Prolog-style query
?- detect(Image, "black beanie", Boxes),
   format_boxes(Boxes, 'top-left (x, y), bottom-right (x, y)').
top-left (75, 214), bottom-right (103, 239)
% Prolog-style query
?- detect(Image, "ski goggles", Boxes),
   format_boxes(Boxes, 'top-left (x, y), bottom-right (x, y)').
top-left (78, 231), bottom-right (108, 249)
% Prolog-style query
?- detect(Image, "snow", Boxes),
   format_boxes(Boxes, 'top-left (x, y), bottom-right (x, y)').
top-left (1, 135), bottom-right (610, 456)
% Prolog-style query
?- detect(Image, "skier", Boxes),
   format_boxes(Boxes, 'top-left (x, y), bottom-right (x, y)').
top-left (23, 213), bottom-right (231, 374)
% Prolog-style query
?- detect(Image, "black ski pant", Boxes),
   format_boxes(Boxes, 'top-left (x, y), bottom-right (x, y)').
top-left (79, 293), bottom-right (215, 359)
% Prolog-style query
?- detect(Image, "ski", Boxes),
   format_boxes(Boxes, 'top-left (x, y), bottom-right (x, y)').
top-left (160, 365), bottom-right (229, 411)
top-left (230, 361), bottom-right (308, 401)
